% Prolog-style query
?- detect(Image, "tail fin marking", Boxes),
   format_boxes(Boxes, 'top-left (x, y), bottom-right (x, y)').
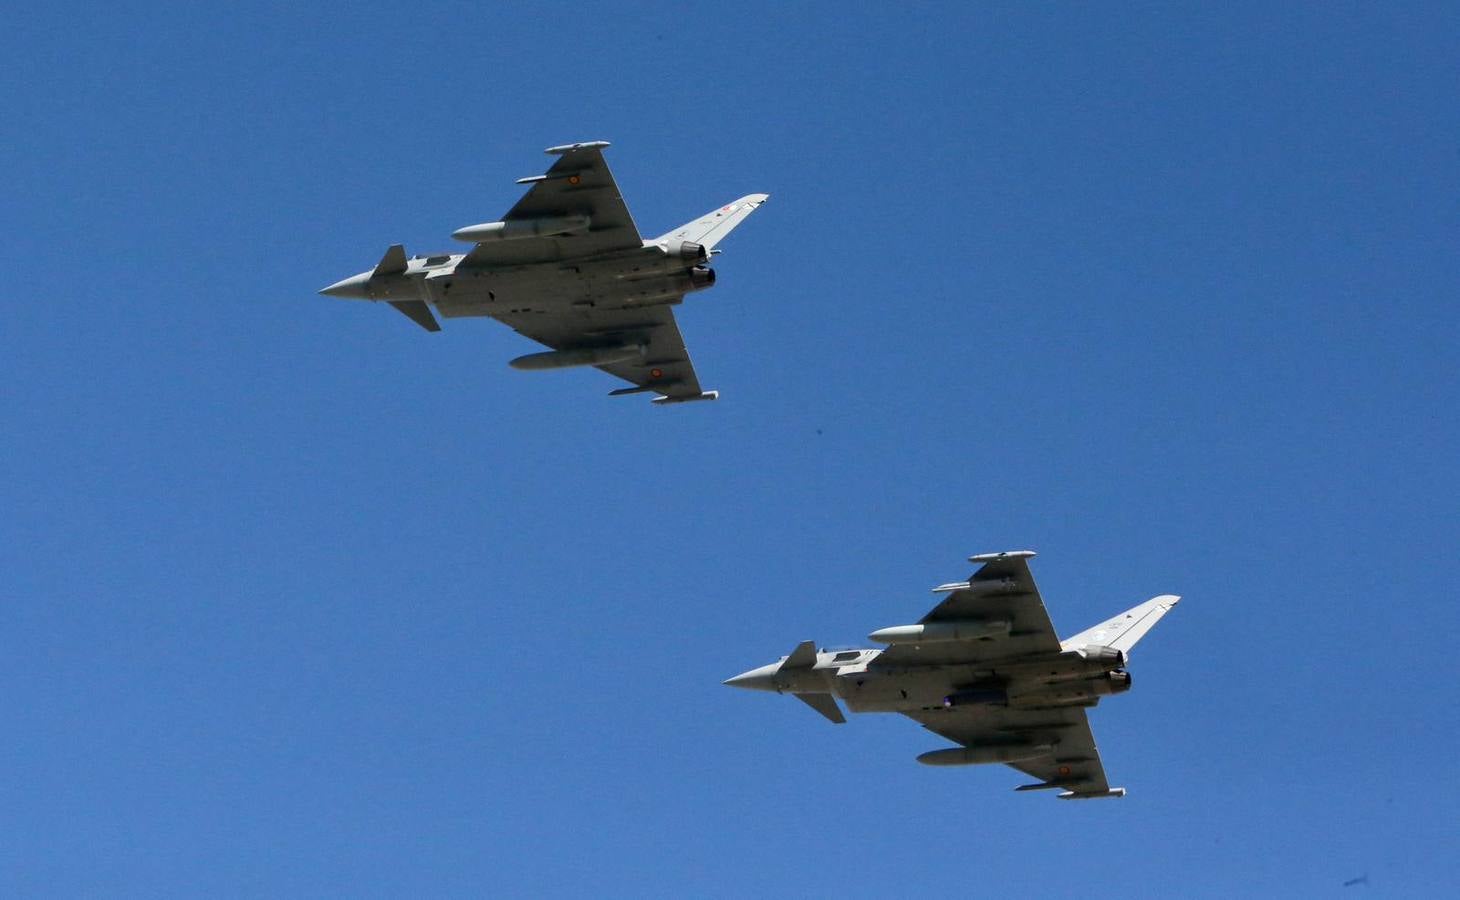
top-left (656, 193), bottom-right (769, 252)
top-left (1060, 595), bottom-right (1181, 655)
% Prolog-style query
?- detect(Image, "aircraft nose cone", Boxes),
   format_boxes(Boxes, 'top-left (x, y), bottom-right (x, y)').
top-left (723, 663), bottom-right (779, 692)
top-left (319, 272), bottom-right (372, 299)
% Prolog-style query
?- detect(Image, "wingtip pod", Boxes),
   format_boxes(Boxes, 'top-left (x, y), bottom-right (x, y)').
top-left (544, 140), bottom-right (611, 155)
top-left (968, 550), bottom-right (1036, 563)
top-left (651, 390), bottom-right (719, 406)
top-left (1058, 788), bottom-right (1126, 800)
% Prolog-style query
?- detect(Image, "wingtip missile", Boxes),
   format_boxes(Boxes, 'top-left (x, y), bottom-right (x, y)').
top-left (968, 550), bottom-right (1037, 563)
top-left (651, 390), bottom-right (719, 405)
top-left (1057, 788), bottom-right (1127, 799)
top-left (548, 139), bottom-right (613, 154)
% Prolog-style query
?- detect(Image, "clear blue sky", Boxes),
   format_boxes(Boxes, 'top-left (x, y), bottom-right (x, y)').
top-left (3, 2), bottom-right (1456, 896)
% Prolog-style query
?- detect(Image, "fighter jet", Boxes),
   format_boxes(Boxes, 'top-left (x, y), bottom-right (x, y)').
top-left (319, 141), bottom-right (768, 404)
top-left (725, 551), bottom-right (1180, 799)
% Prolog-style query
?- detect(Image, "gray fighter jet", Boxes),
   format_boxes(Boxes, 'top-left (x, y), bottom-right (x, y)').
top-left (320, 141), bottom-right (768, 404)
top-left (725, 551), bottom-right (1180, 799)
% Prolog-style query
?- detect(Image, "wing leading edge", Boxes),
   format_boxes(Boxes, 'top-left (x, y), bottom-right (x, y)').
top-left (460, 142), bottom-right (643, 268)
top-left (874, 550), bottom-right (1061, 667)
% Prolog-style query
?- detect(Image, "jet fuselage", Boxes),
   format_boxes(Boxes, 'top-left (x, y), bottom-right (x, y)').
top-left (321, 240), bottom-right (716, 320)
top-left (727, 645), bottom-right (1131, 715)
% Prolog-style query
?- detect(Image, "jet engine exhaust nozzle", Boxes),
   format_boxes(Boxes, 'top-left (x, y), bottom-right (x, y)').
top-left (660, 240), bottom-right (708, 262)
top-left (688, 266), bottom-right (715, 290)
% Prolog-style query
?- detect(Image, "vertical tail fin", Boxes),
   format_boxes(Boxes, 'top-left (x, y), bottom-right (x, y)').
top-left (1060, 595), bottom-right (1181, 655)
top-left (656, 194), bottom-right (769, 252)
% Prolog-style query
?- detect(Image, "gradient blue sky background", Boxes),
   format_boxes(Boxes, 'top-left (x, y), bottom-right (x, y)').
top-left (4, 2), bottom-right (1457, 896)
